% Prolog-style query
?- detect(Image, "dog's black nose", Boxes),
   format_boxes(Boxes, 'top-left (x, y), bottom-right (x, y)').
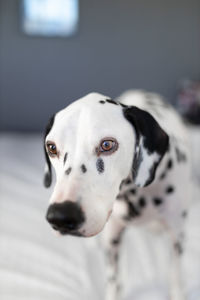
top-left (46, 201), bottom-right (85, 231)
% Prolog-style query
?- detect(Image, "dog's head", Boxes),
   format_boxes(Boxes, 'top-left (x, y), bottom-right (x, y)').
top-left (44, 93), bottom-right (168, 237)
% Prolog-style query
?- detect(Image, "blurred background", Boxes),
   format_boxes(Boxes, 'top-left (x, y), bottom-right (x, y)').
top-left (0, 0), bottom-right (200, 131)
top-left (0, 1), bottom-right (200, 300)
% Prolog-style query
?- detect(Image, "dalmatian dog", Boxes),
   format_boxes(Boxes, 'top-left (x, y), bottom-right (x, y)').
top-left (44, 90), bottom-right (191, 300)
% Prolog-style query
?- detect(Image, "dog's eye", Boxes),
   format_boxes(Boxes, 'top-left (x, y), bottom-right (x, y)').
top-left (98, 138), bottom-right (118, 155)
top-left (46, 143), bottom-right (57, 156)
top-left (101, 141), bottom-right (114, 151)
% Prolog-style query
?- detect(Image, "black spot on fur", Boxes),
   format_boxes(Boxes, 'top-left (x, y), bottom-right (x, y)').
top-left (167, 159), bottom-right (173, 169)
top-left (153, 197), bottom-right (163, 206)
top-left (96, 158), bottom-right (104, 173)
top-left (174, 241), bottom-right (183, 255)
top-left (111, 230), bottom-right (124, 247)
top-left (65, 167), bottom-right (72, 175)
top-left (127, 201), bottom-right (140, 218)
top-left (175, 147), bottom-right (187, 163)
top-left (99, 100), bottom-right (105, 104)
top-left (106, 99), bottom-right (118, 105)
top-left (81, 164), bottom-right (87, 173)
top-left (112, 238), bottom-right (120, 246)
top-left (182, 210), bottom-right (188, 218)
top-left (138, 197), bottom-right (146, 208)
top-left (166, 185), bottom-right (174, 194)
top-left (160, 172), bottom-right (166, 180)
top-left (63, 153), bottom-right (68, 165)
top-left (125, 178), bottom-right (132, 184)
top-left (129, 188), bottom-right (137, 195)
top-left (119, 102), bottom-right (128, 108)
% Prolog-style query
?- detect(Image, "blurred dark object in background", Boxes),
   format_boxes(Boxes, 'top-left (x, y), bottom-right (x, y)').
top-left (177, 79), bottom-right (200, 124)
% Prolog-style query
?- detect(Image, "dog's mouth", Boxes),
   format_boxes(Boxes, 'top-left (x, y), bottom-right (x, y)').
top-left (52, 225), bottom-right (83, 237)
top-left (52, 225), bottom-right (104, 238)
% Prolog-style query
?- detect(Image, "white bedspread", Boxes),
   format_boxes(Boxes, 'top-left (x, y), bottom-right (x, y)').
top-left (1, 131), bottom-right (200, 300)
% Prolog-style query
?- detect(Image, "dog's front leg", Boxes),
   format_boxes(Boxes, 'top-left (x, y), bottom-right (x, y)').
top-left (101, 216), bottom-right (125, 300)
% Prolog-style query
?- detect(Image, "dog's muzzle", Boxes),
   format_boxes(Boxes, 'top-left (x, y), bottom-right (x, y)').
top-left (46, 201), bottom-right (85, 235)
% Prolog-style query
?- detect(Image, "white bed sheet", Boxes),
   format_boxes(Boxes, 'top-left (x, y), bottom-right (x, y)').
top-left (0, 131), bottom-right (200, 300)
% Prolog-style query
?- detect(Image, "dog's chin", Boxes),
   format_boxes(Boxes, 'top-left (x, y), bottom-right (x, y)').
top-left (57, 228), bottom-right (84, 237)
top-left (80, 223), bottom-right (107, 238)
top-left (55, 228), bottom-right (103, 238)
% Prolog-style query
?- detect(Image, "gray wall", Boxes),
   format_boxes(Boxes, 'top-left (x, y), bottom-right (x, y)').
top-left (0, 0), bottom-right (200, 132)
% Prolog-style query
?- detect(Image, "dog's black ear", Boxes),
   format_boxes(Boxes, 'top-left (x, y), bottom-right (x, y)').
top-left (123, 106), bottom-right (169, 187)
top-left (43, 114), bottom-right (55, 188)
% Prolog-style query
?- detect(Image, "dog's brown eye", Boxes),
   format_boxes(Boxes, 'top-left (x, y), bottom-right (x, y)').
top-left (101, 140), bottom-right (114, 151)
top-left (98, 138), bottom-right (118, 155)
top-left (47, 143), bottom-right (57, 156)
